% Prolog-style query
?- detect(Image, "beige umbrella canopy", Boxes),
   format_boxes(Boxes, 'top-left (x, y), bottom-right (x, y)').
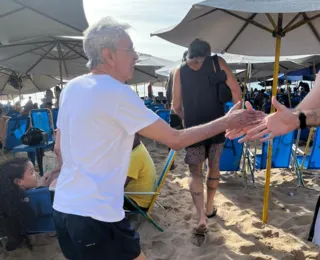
top-left (0, 0), bottom-right (88, 44)
top-left (0, 67), bottom-right (59, 95)
top-left (0, 36), bottom-right (172, 85)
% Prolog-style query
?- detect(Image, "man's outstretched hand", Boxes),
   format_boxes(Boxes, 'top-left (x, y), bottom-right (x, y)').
top-left (238, 97), bottom-right (299, 142)
top-left (224, 101), bottom-right (265, 131)
top-left (225, 101), bottom-right (266, 140)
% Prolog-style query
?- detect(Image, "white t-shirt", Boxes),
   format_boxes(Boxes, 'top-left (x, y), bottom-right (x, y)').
top-left (53, 74), bottom-right (159, 222)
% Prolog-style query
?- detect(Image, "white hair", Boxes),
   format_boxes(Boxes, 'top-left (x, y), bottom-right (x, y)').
top-left (83, 17), bottom-right (131, 69)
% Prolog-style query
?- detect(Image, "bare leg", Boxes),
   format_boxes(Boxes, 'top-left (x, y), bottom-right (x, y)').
top-left (189, 163), bottom-right (206, 232)
top-left (206, 143), bottom-right (224, 216)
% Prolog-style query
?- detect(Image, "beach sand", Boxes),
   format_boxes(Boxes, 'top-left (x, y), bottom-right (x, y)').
top-left (1, 138), bottom-right (320, 259)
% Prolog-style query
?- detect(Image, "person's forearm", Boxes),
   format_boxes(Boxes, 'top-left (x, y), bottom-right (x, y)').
top-left (292, 109), bottom-right (320, 128)
top-left (173, 107), bottom-right (184, 120)
top-left (232, 90), bottom-right (242, 105)
top-left (171, 117), bottom-right (228, 150)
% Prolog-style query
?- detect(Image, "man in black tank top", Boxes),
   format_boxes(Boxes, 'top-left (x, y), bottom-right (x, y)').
top-left (172, 39), bottom-right (242, 234)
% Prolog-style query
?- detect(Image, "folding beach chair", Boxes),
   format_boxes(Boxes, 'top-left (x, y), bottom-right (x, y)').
top-left (294, 127), bottom-right (320, 189)
top-left (5, 116), bottom-right (29, 150)
top-left (247, 131), bottom-right (295, 184)
top-left (150, 104), bottom-right (165, 112)
top-left (124, 149), bottom-right (176, 232)
top-left (13, 109), bottom-right (55, 176)
top-left (24, 187), bottom-right (55, 234)
top-left (156, 109), bottom-right (170, 124)
top-left (51, 108), bottom-right (59, 130)
top-left (0, 115), bottom-right (10, 155)
top-left (220, 137), bottom-right (244, 171)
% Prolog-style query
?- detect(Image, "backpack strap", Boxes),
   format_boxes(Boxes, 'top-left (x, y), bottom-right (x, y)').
top-left (212, 54), bottom-right (221, 72)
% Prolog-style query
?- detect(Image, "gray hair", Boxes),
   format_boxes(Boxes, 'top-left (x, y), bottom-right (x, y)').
top-left (83, 17), bottom-right (131, 69)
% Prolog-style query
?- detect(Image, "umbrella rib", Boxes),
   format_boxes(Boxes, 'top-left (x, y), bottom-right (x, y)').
top-left (224, 13), bottom-right (257, 53)
top-left (284, 13), bottom-right (320, 33)
top-left (57, 42), bottom-right (69, 79)
top-left (26, 74), bottom-right (41, 91)
top-left (301, 13), bottom-right (320, 44)
top-left (11, 0), bottom-right (84, 32)
top-left (265, 14), bottom-right (277, 30)
top-left (0, 40), bottom-right (52, 48)
top-left (189, 8), bottom-right (218, 22)
top-left (220, 9), bottom-right (273, 33)
top-left (135, 67), bottom-right (158, 79)
top-left (283, 13), bottom-right (301, 31)
top-left (63, 41), bottom-right (80, 59)
top-left (24, 43), bottom-right (56, 74)
top-left (59, 41), bottom-right (87, 60)
top-left (0, 7), bottom-right (25, 20)
top-left (0, 42), bottom-right (53, 63)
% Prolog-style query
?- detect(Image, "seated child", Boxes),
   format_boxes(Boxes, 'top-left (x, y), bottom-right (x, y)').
top-left (124, 134), bottom-right (157, 210)
top-left (0, 158), bottom-right (38, 251)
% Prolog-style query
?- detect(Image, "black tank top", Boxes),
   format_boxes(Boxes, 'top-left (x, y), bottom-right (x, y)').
top-left (180, 56), bottom-right (225, 146)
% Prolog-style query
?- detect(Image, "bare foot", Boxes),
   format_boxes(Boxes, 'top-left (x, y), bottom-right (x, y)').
top-left (195, 217), bottom-right (207, 234)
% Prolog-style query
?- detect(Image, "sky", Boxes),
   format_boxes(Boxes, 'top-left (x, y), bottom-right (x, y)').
top-left (83, 0), bottom-right (198, 61)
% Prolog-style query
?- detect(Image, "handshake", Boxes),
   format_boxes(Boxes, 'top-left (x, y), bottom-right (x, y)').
top-left (224, 97), bottom-right (300, 142)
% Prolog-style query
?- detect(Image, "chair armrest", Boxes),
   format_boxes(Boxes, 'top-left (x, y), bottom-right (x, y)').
top-left (124, 192), bottom-right (158, 195)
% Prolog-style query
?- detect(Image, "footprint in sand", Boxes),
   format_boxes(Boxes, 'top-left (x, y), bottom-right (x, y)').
top-left (183, 213), bottom-right (192, 221)
top-left (252, 221), bottom-right (265, 229)
top-left (261, 230), bottom-right (280, 238)
top-left (239, 244), bottom-right (256, 254)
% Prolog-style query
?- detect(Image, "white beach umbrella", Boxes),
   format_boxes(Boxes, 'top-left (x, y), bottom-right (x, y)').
top-left (0, 36), bottom-right (172, 85)
top-left (0, 67), bottom-right (59, 95)
top-left (0, 0), bottom-right (88, 44)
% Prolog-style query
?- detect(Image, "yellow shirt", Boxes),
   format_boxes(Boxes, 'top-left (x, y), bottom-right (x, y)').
top-left (125, 143), bottom-right (157, 208)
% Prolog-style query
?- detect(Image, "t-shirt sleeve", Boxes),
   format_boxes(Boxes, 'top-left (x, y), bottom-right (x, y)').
top-left (114, 86), bottom-right (159, 135)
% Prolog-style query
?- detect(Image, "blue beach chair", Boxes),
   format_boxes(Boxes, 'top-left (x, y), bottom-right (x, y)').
top-left (13, 109), bottom-right (55, 176)
top-left (24, 187), bottom-right (55, 233)
top-left (5, 116), bottom-right (29, 150)
top-left (248, 131), bottom-right (294, 183)
top-left (156, 109), bottom-right (170, 124)
top-left (52, 108), bottom-right (59, 130)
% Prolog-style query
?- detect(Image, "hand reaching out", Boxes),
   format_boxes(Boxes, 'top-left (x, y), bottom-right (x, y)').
top-left (224, 101), bottom-right (265, 131)
top-left (239, 97), bottom-right (299, 142)
top-left (225, 101), bottom-right (266, 140)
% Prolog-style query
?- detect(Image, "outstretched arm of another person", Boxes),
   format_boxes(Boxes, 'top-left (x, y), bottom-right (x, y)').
top-left (241, 97), bottom-right (320, 142)
top-left (139, 102), bottom-right (264, 151)
top-left (219, 57), bottom-right (242, 104)
top-left (296, 72), bottom-right (320, 110)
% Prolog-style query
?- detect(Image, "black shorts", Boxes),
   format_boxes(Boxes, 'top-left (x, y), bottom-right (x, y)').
top-left (53, 210), bottom-right (141, 260)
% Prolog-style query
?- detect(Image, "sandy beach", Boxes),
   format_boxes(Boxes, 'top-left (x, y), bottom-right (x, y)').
top-left (1, 138), bottom-right (320, 260)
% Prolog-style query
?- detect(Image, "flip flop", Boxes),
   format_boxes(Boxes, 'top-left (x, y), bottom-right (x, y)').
top-left (206, 207), bottom-right (217, 218)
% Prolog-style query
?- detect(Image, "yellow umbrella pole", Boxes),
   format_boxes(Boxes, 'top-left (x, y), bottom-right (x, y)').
top-left (262, 34), bottom-right (282, 223)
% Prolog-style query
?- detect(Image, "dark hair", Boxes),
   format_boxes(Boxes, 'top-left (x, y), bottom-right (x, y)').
top-left (182, 50), bottom-right (188, 62)
top-left (0, 158), bottom-right (34, 251)
top-left (55, 86), bottom-right (61, 92)
top-left (188, 39), bottom-right (211, 59)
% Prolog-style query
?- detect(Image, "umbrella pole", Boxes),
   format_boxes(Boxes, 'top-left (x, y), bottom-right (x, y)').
top-left (262, 35), bottom-right (282, 224)
top-left (285, 73), bottom-right (292, 108)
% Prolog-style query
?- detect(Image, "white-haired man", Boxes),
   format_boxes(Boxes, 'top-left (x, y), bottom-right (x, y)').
top-left (52, 17), bottom-right (264, 260)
